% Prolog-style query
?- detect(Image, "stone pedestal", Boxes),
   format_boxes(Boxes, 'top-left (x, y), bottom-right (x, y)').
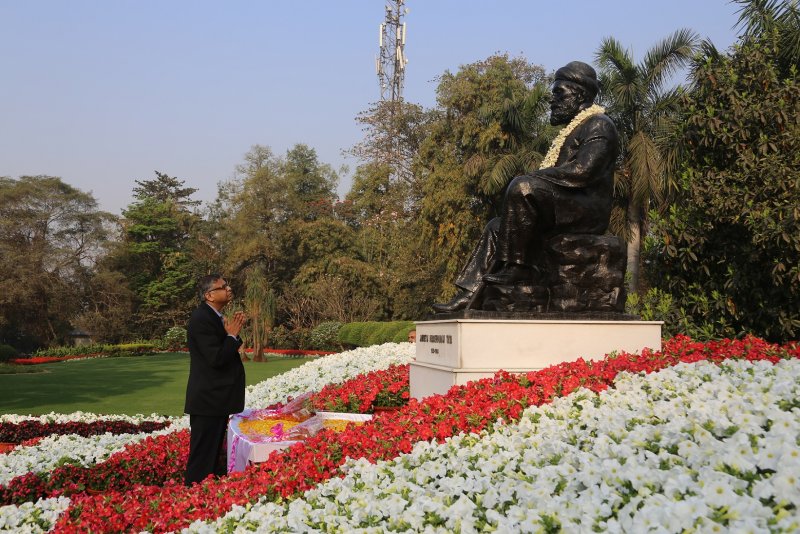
top-left (410, 317), bottom-right (662, 400)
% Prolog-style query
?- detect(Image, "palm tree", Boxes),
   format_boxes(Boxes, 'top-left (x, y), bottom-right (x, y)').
top-left (468, 81), bottom-right (553, 199)
top-left (595, 29), bottom-right (699, 294)
top-left (733, 0), bottom-right (800, 74)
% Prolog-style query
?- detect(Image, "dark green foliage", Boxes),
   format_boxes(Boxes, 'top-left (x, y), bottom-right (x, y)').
top-left (163, 327), bottom-right (187, 351)
top-left (309, 322), bottom-right (344, 351)
top-left (338, 321), bottom-right (415, 347)
top-left (31, 343), bottom-right (157, 358)
top-left (290, 328), bottom-right (312, 350)
top-left (0, 176), bottom-right (112, 348)
top-left (0, 344), bottom-right (18, 362)
top-left (595, 30), bottom-right (699, 293)
top-left (646, 31), bottom-right (800, 341)
top-left (413, 55), bottom-right (551, 301)
top-left (268, 325), bottom-right (294, 349)
top-left (111, 172), bottom-right (205, 338)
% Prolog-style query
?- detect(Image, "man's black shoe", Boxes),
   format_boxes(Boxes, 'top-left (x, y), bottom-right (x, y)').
top-left (432, 290), bottom-right (474, 313)
top-left (482, 264), bottom-right (531, 285)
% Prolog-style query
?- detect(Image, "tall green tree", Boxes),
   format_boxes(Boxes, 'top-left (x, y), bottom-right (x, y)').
top-left (646, 13), bottom-right (800, 341)
top-left (215, 144), bottom-right (380, 325)
top-left (112, 172), bottom-right (203, 336)
top-left (413, 54), bottom-right (550, 300)
top-left (348, 100), bottom-right (430, 185)
top-left (218, 144), bottom-right (339, 279)
top-left (595, 29), bottom-right (699, 294)
top-left (243, 266), bottom-right (277, 361)
top-left (0, 176), bottom-right (112, 348)
top-left (733, 0), bottom-right (800, 72)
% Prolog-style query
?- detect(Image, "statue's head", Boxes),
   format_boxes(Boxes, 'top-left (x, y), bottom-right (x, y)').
top-left (550, 61), bottom-right (599, 125)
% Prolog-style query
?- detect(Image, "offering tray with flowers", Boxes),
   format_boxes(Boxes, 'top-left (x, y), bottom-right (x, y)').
top-left (227, 394), bottom-right (373, 473)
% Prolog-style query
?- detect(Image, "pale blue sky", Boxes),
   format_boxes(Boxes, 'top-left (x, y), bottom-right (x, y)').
top-left (1, 1), bottom-right (743, 214)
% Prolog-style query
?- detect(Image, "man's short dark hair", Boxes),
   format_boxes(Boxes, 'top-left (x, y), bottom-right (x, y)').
top-left (197, 273), bottom-right (222, 302)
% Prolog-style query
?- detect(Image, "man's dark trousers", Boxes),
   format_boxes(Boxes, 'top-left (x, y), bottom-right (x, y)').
top-left (185, 414), bottom-right (229, 484)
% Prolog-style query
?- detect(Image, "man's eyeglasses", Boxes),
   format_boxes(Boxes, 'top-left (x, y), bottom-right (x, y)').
top-left (207, 284), bottom-right (231, 293)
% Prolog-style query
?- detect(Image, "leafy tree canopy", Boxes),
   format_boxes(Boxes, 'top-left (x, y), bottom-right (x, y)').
top-left (0, 176), bottom-right (111, 347)
top-left (413, 54), bottom-right (550, 299)
top-left (647, 26), bottom-right (800, 341)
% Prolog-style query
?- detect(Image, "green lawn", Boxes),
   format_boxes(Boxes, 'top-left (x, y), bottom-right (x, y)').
top-left (0, 353), bottom-right (313, 417)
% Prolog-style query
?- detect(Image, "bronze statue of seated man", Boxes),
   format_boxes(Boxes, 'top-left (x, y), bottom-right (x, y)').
top-left (433, 61), bottom-right (620, 313)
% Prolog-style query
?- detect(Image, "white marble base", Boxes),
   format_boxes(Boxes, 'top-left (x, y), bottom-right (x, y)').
top-left (410, 318), bottom-right (662, 399)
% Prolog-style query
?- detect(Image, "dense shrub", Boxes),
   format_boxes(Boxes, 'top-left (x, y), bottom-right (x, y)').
top-left (32, 344), bottom-right (106, 358)
top-left (30, 343), bottom-right (157, 359)
top-left (338, 321), bottom-right (415, 347)
top-left (290, 328), bottom-right (312, 350)
top-left (269, 325), bottom-right (294, 349)
top-left (309, 322), bottom-right (343, 351)
top-left (625, 288), bottom-right (681, 338)
top-left (163, 327), bottom-right (187, 351)
top-left (107, 343), bottom-right (157, 357)
top-left (647, 34), bottom-right (800, 342)
top-left (0, 344), bottom-right (18, 362)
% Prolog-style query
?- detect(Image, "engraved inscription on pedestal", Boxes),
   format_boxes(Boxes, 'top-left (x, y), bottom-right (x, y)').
top-left (415, 322), bottom-right (459, 368)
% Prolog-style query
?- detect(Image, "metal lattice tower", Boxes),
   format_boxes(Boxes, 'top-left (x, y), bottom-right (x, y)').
top-left (376, 0), bottom-right (408, 102)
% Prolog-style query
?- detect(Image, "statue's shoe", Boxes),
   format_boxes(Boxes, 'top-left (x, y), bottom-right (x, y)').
top-left (432, 290), bottom-right (473, 313)
top-left (482, 264), bottom-right (531, 285)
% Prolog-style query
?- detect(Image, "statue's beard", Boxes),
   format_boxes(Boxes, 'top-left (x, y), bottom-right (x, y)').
top-left (550, 105), bottom-right (579, 126)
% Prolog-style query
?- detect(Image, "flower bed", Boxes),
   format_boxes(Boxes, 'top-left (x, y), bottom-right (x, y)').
top-left (1, 336), bottom-right (797, 532)
top-left (309, 364), bottom-right (409, 413)
top-left (196, 357), bottom-right (800, 532)
top-left (9, 355), bottom-right (93, 365)
top-left (49, 336), bottom-right (800, 532)
top-left (245, 342), bottom-right (414, 409)
top-left (0, 422), bottom-right (189, 495)
top-left (0, 344), bottom-right (415, 508)
top-left (0, 419), bottom-right (171, 444)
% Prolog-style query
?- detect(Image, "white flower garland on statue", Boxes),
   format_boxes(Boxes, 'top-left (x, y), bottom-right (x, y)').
top-left (539, 104), bottom-right (605, 169)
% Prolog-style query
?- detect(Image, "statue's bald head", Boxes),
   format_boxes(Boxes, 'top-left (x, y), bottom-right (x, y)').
top-left (554, 61), bottom-right (599, 103)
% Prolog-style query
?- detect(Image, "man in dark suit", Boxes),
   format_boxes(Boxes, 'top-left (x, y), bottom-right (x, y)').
top-left (184, 273), bottom-right (247, 485)
top-left (433, 61), bottom-right (619, 312)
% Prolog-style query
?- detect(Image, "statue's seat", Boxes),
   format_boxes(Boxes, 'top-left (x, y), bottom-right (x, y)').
top-left (543, 233), bottom-right (626, 312)
top-left (476, 233), bottom-right (627, 313)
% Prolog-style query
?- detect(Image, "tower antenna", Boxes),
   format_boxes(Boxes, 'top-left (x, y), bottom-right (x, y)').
top-left (376, 0), bottom-right (408, 102)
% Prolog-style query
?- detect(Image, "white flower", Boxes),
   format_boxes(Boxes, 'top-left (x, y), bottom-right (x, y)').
top-left (244, 342), bottom-right (414, 409)
top-left (0, 497), bottom-right (71, 533)
top-left (193, 358), bottom-right (800, 533)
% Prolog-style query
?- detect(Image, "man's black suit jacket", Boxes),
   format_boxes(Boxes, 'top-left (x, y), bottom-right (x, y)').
top-left (184, 303), bottom-right (245, 416)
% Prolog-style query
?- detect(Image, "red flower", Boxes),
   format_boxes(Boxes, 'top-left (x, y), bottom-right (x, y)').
top-left (41, 336), bottom-right (800, 532)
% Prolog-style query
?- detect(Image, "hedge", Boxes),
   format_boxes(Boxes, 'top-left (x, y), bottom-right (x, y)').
top-left (337, 321), bottom-right (415, 347)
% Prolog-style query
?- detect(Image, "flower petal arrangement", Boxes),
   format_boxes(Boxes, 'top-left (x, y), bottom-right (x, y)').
top-left (244, 342), bottom-right (415, 409)
top-left (192, 358), bottom-right (800, 532)
top-left (309, 364), bottom-right (410, 413)
top-left (0, 336), bottom-right (797, 533)
top-left (0, 344), bottom-right (414, 516)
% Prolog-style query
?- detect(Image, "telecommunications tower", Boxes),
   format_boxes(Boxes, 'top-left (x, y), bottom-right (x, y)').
top-left (376, 0), bottom-right (408, 102)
